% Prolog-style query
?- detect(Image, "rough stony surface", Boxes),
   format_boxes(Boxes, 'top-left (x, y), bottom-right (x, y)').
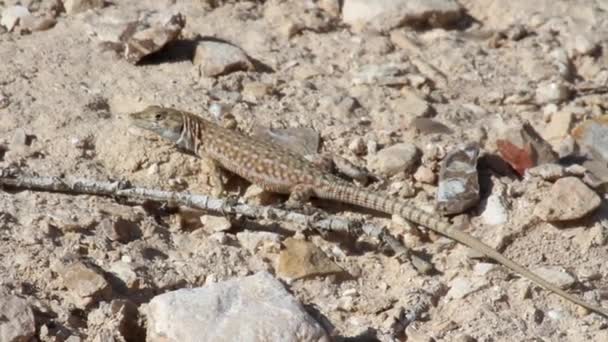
top-left (145, 271), bottom-right (330, 342)
top-left (0, 295), bottom-right (36, 342)
top-left (1, 0), bottom-right (608, 341)
top-left (534, 177), bottom-right (601, 221)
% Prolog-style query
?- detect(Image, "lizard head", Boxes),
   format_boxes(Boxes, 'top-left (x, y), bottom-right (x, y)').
top-left (129, 105), bottom-right (184, 143)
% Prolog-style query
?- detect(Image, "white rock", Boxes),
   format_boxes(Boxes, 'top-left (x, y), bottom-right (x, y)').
top-left (480, 192), bottom-right (509, 226)
top-left (1, 5), bottom-right (30, 31)
top-left (0, 295), bottom-right (35, 342)
top-left (200, 215), bottom-right (232, 232)
top-left (145, 271), bottom-right (330, 342)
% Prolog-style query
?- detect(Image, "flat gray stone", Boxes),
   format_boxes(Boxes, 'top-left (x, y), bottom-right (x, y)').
top-left (145, 271), bottom-right (330, 342)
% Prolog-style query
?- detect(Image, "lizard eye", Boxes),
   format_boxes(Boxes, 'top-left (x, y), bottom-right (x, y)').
top-left (154, 113), bottom-right (163, 121)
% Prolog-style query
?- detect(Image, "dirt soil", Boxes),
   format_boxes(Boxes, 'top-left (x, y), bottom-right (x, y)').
top-left (1, 0), bottom-right (608, 341)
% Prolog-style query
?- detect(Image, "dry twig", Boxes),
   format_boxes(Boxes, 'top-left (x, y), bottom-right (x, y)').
top-left (0, 167), bottom-right (432, 273)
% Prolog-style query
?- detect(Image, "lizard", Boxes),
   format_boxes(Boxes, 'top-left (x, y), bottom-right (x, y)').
top-left (128, 105), bottom-right (608, 317)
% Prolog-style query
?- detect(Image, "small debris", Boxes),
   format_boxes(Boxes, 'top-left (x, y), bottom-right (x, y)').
top-left (368, 142), bottom-right (420, 177)
top-left (542, 111), bottom-right (573, 147)
top-left (393, 89), bottom-right (434, 119)
top-left (351, 63), bottom-right (411, 85)
top-left (496, 122), bottom-right (558, 176)
top-left (193, 40), bottom-right (254, 77)
top-left (0, 5), bottom-right (30, 31)
top-left (236, 231), bottom-right (281, 254)
top-left (63, 0), bottom-right (105, 15)
top-left (532, 266), bottom-right (576, 289)
top-left (535, 81), bottom-right (571, 105)
top-left (436, 143), bottom-right (480, 215)
top-left (534, 177), bottom-right (601, 222)
top-left (242, 82), bottom-right (272, 102)
top-left (277, 238), bottom-right (345, 280)
top-left (200, 215), bottom-right (232, 233)
top-left (413, 165), bottom-right (436, 184)
top-left (58, 261), bottom-right (112, 307)
top-left (348, 137), bottom-right (367, 155)
top-left (480, 191), bottom-right (509, 226)
top-left (526, 163), bottom-right (566, 181)
top-left (99, 217), bottom-right (141, 243)
top-left (145, 271), bottom-right (330, 341)
top-left (411, 117), bottom-right (453, 135)
top-left (0, 92), bottom-right (9, 108)
top-left (0, 295), bottom-right (36, 342)
top-left (446, 276), bottom-right (488, 300)
top-left (109, 262), bottom-right (140, 290)
top-left (20, 15), bottom-right (57, 33)
top-left (572, 114), bottom-right (608, 163)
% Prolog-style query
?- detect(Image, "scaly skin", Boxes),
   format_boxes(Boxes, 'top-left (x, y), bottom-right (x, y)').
top-left (129, 105), bottom-right (608, 317)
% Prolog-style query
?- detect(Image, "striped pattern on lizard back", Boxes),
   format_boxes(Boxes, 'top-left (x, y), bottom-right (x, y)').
top-left (181, 111), bottom-right (344, 194)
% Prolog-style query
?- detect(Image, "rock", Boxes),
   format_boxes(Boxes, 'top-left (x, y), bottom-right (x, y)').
top-left (436, 143), bottom-right (480, 215)
top-left (480, 192), bottom-right (509, 226)
top-left (368, 143), bottom-right (420, 177)
top-left (410, 117), bottom-right (452, 135)
top-left (351, 63), bottom-right (411, 85)
top-left (58, 261), bottom-right (111, 307)
top-left (88, 300), bottom-right (141, 341)
top-left (99, 217), bottom-right (141, 243)
top-left (0, 92), bottom-right (9, 109)
top-left (392, 89), bottom-right (434, 120)
top-left (109, 261), bottom-right (140, 290)
top-left (572, 115), bottom-right (608, 163)
top-left (543, 111), bottom-right (573, 146)
top-left (63, 0), bottom-right (104, 15)
top-left (532, 266), bottom-right (576, 289)
top-left (1, 5), bottom-right (30, 31)
top-left (236, 231), bottom-right (281, 253)
top-left (445, 276), bottom-right (488, 300)
top-left (342, 0), bottom-right (463, 32)
top-left (496, 122), bottom-right (558, 176)
top-left (242, 82), bottom-right (272, 102)
top-left (534, 177), bottom-right (601, 221)
top-left (526, 163), bottom-right (566, 181)
top-left (535, 81), bottom-right (571, 105)
top-left (95, 13), bottom-right (186, 64)
top-left (348, 137), bottom-right (367, 155)
top-left (200, 215), bottom-right (232, 233)
top-left (19, 15), bottom-right (57, 33)
top-left (0, 295), bottom-right (35, 342)
top-left (252, 125), bottom-right (319, 157)
top-left (193, 40), bottom-right (254, 77)
top-left (145, 271), bottom-right (330, 342)
top-left (413, 165), bottom-right (436, 184)
top-left (277, 238), bottom-right (345, 280)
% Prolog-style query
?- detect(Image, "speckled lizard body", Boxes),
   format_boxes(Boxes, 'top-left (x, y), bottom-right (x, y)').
top-left (129, 105), bottom-right (608, 317)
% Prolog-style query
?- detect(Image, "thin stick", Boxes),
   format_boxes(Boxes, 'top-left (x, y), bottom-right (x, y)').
top-left (0, 167), bottom-right (432, 272)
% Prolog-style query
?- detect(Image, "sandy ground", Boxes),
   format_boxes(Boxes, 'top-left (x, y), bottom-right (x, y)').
top-left (1, 0), bottom-right (608, 341)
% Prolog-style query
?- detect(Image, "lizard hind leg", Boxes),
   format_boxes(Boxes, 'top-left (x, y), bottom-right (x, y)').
top-left (284, 184), bottom-right (327, 217)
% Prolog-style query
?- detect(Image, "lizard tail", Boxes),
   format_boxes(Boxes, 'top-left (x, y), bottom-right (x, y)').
top-left (319, 184), bottom-right (608, 317)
